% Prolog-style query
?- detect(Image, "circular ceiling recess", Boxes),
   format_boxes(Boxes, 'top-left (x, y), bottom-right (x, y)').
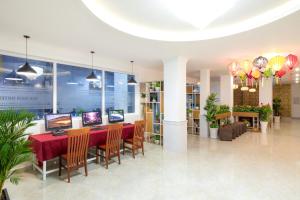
top-left (82, 0), bottom-right (300, 41)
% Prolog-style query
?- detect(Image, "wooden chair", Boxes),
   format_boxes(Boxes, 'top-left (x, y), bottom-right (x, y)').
top-left (58, 128), bottom-right (90, 183)
top-left (96, 124), bottom-right (123, 169)
top-left (123, 120), bottom-right (145, 158)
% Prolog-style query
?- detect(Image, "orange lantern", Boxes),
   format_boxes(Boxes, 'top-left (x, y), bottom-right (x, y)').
top-left (251, 68), bottom-right (261, 80)
top-left (269, 56), bottom-right (286, 72)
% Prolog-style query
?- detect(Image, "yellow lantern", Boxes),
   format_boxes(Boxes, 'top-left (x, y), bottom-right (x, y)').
top-left (269, 56), bottom-right (286, 72)
top-left (242, 60), bottom-right (252, 74)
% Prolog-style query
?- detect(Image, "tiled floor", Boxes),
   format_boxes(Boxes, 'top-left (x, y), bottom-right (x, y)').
top-left (5, 118), bottom-right (300, 200)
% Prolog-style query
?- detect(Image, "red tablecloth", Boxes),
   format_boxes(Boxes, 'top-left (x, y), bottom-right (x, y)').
top-left (29, 124), bottom-right (134, 163)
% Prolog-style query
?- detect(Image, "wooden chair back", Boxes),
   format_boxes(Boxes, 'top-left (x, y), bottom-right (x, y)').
top-left (106, 124), bottom-right (123, 156)
top-left (134, 120), bottom-right (145, 144)
top-left (66, 128), bottom-right (90, 168)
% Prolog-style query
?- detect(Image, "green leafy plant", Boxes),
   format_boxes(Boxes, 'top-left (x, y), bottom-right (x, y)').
top-left (204, 93), bottom-right (219, 128)
top-left (0, 110), bottom-right (35, 199)
top-left (273, 97), bottom-right (281, 116)
top-left (233, 105), bottom-right (260, 113)
top-left (155, 82), bottom-right (160, 88)
top-left (141, 93), bottom-right (146, 98)
top-left (217, 105), bottom-right (230, 114)
top-left (259, 104), bottom-right (273, 122)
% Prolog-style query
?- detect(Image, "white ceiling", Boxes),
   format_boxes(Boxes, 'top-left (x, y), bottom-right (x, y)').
top-left (0, 0), bottom-right (300, 81)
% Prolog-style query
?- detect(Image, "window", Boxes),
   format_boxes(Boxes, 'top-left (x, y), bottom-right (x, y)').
top-left (57, 64), bottom-right (102, 116)
top-left (105, 72), bottom-right (135, 114)
top-left (0, 54), bottom-right (53, 119)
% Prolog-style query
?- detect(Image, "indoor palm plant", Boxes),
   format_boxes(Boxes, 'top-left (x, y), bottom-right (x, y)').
top-left (259, 104), bottom-right (272, 134)
top-left (0, 110), bottom-right (35, 200)
top-left (204, 93), bottom-right (219, 139)
top-left (273, 97), bottom-right (281, 123)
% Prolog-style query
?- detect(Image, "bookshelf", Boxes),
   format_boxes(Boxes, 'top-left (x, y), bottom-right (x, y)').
top-left (140, 81), bottom-right (164, 145)
top-left (186, 84), bottom-right (200, 135)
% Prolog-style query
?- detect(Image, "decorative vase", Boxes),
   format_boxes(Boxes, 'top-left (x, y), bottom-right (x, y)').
top-left (274, 116), bottom-right (280, 124)
top-left (1, 188), bottom-right (10, 200)
top-left (210, 128), bottom-right (218, 139)
top-left (260, 121), bottom-right (268, 134)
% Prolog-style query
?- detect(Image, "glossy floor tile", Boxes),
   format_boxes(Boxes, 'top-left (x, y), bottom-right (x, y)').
top-left (5, 118), bottom-right (300, 200)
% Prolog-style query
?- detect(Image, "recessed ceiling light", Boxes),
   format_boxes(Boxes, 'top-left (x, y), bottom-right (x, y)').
top-left (295, 74), bottom-right (300, 77)
top-left (295, 68), bottom-right (300, 72)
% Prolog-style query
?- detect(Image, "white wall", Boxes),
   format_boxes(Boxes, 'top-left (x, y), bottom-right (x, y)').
top-left (210, 77), bottom-right (221, 103)
top-left (291, 83), bottom-right (300, 118)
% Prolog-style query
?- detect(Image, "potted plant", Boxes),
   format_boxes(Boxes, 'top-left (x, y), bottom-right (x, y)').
top-left (0, 110), bottom-right (35, 200)
top-left (204, 93), bottom-right (219, 139)
top-left (155, 112), bottom-right (160, 123)
top-left (155, 82), bottom-right (160, 91)
top-left (187, 109), bottom-right (192, 118)
top-left (259, 104), bottom-right (272, 134)
top-left (273, 97), bottom-right (281, 123)
top-left (140, 93), bottom-right (146, 103)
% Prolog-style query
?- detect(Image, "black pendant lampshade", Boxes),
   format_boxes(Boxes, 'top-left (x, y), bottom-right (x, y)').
top-left (86, 51), bottom-right (98, 81)
top-left (17, 35), bottom-right (37, 75)
top-left (128, 61), bottom-right (137, 85)
top-left (5, 69), bottom-right (23, 81)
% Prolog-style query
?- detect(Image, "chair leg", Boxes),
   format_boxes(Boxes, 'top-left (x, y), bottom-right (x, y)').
top-left (67, 168), bottom-right (70, 183)
top-left (84, 160), bottom-right (88, 176)
top-left (118, 150), bottom-right (121, 165)
top-left (142, 142), bottom-right (145, 156)
top-left (105, 152), bottom-right (109, 169)
top-left (95, 147), bottom-right (99, 164)
top-left (58, 156), bottom-right (62, 176)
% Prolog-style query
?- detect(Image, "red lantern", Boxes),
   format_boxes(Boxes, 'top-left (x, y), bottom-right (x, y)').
top-left (276, 68), bottom-right (287, 78)
top-left (285, 54), bottom-right (298, 70)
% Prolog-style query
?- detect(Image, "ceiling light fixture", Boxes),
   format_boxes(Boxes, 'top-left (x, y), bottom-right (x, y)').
top-left (128, 61), bottom-right (137, 85)
top-left (249, 88), bottom-right (256, 93)
top-left (5, 69), bottom-right (23, 81)
top-left (17, 35), bottom-right (37, 76)
top-left (241, 86), bottom-right (249, 91)
top-left (161, 0), bottom-right (237, 29)
top-left (86, 51), bottom-right (98, 81)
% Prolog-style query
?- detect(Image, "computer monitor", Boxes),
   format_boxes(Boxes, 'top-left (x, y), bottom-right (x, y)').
top-left (108, 109), bottom-right (124, 123)
top-left (82, 111), bottom-right (102, 127)
top-left (45, 113), bottom-right (72, 131)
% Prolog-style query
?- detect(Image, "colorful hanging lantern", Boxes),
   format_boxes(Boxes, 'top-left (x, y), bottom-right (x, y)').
top-left (285, 54), bottom-right (298, 70)
top-left (269, 55), bottom-right (286, 72)
top-left (276, 68), bottom-right (287, 79)
top-left (251, 68), bottom-right (261, 80)
top-left (263, 67), bottom-right (273, 78)
top-left (253, 56), bottom-right (268, 72)
top-left (228, 62), bottom-right (239, 76)
top-left (242, 60), bottom-right (252, 74)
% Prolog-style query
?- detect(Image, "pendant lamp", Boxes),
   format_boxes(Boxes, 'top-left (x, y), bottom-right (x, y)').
top-left (17, 35), bottom-right (37, 76)
top-left (5, 69), bottom-right (23, 81)
top-left (128, 61), bottom-right (137, 85)
top-left (86, 51), bottom-right (98, 81)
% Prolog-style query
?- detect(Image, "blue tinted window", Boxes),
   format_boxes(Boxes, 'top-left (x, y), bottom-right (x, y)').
top-left (0, 55), bottom-right (53, 119)
top-left (105, 72), bottom-right (135, 114)
top-left (57, 64), bottom-right (102, 116)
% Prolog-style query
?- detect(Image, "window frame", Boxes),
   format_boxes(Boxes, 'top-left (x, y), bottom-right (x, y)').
top-left (0, 51), bottom-right (137, 119)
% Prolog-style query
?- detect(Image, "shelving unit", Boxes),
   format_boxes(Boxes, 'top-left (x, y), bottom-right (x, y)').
top-left (140, 81), bottom-right (164, 145)
top-left (186, 84), bottom-right (200, 135)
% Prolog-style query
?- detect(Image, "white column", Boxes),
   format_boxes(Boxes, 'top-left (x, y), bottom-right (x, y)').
top-left (259, 78), bottom-right (273, 106)
top-left (52, 63), bottom-right (57, 114)
top-left (200, 69), bottom-right (210, 138)
top-left (163, 57), bottom-right (187, 153)
top-left (220, 75), bottom-right (234, 108)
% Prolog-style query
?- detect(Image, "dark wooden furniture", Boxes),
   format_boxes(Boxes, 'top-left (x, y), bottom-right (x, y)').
top-left (232, 112), bottom-right (260, 131)
top-left (123, 120), bottom-right (145, 158)
top-left (58, 128), bottom-right (90, 183)
top-left (96, 124), bottom-right (123, 169)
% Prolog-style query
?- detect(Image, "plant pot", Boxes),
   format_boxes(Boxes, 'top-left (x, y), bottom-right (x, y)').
top-left (260, 121), bottom-right (268, 134)
top-left (1, 188), bottom-right (10, 200)
top-left (274, 116), bottom-right (280, 124)
top-left (209, 127), bottom-right (218, 139)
